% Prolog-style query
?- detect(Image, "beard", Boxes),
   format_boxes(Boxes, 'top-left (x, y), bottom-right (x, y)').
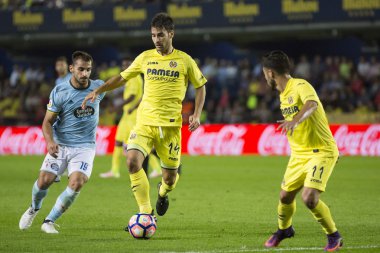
top-left (269, 79), bottom-right (277, 90)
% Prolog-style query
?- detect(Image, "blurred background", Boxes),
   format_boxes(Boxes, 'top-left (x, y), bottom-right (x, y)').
top-left (0, 0), bottom-right (379, 127)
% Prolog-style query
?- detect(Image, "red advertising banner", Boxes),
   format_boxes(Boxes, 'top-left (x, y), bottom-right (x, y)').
top-left (0, 124), bottom-right (379, 156)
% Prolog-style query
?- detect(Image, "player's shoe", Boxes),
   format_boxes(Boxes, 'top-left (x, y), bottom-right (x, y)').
top-left (54, 175), bottom-right (61, 182)
top-left (324, 231), bottom-right (343, 252)
top-left (41, 220), bottom-right (59, 234)
top-left (148, 170), bottom-right (162, 179)
top-left (264, 226), bottom-right (295, 248)
top-left (99, 171), bottom-right (120, 178)
top-left (19, 206), bottom-right (39, 230)
top-left (156, 182), bottom-right (169, 216)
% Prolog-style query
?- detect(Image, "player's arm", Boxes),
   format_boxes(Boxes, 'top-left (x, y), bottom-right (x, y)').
top-left (81, 75), bottom-right (125, 109)
top-left (189, 85), bottom-right (206, 132)
top-left (128, 97), bottom-right (142, 114)
top-left (42, 110), bottom-right (59, 158)
top-left (277, 100), bottom-right (318, 136)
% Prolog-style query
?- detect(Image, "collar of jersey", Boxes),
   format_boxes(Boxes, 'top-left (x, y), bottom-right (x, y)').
top-left (154, 48), bottom-right (175, 57)
top-left (69, 79), bottom-right (91, 90)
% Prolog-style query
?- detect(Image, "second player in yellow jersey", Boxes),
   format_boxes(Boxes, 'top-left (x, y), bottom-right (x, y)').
top-left (262, 50), bottom-right (343, 252)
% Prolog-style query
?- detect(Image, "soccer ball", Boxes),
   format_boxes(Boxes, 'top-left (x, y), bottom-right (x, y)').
top-left (128, 213), bottom-right (157, 239)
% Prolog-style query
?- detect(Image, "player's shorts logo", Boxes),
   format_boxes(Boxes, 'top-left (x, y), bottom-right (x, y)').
top-left (73, 106), bottom-right (95, 118)
top-left (51, 163), bottom-right (59, 171)
top-left (169, 61), bottom-right (177, 68)
top-left (288, 96), bottom-right (293, 104)
top-left (130, 133), bottom-right (137, 140)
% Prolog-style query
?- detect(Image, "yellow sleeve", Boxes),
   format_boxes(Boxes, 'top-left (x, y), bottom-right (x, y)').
top-left (186, 56), bottom-right (207, 88)
top-left (120, 53), bottom-right (144, 81)
top-left (296, 81), bottom-right (319, 104)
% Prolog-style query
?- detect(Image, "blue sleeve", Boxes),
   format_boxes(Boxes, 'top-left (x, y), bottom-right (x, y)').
top-left (47, 88), bottom-right (62, 113)
top-left (96, 80), bottom-right (106, 100)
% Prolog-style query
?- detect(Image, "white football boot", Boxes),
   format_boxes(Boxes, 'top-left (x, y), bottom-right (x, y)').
top-left (19, 206), bottom-right (39, 230)
top-left (41, 221), bottom-right (59, 234)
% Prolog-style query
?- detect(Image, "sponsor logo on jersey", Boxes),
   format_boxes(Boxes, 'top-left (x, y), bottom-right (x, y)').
top-left (47, 99), bottom-right (53, 109)
top-left (146, 68), bottom-right (180, 78)
top-left (147, 61), bottom-right (158, 65)
top-left (169, 61), bottom-right (177, 68)
top-left (73, 106), bottom-right (95, 118)
top-left (281, 106), bottom-right (299, 116)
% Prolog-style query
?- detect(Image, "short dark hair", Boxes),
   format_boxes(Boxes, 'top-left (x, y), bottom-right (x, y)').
top-left (56, 56), bottom-right (67, 63)
top-left (151, 12), bottom-right (174, 31)
top-left (72, 51), bottom-right (93, 64)
top-left (262, 50), bottom-right (291, 75)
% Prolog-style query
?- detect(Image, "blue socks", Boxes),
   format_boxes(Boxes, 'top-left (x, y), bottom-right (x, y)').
top-left (31, 181), bottom-right (48, 210)
top-left (46, 187), bottom-right (80, 222)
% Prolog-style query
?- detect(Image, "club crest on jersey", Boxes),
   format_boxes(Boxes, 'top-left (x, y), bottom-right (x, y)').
top-left (51, 163), bottom-right (59, 171)
top-left (130, 133), bottom-right (137, 140)
top-left (73, 106), bottom-right (95, 118)
top-left (169, 61), bottom-right (177, 68)
top-left (288, 96), bottom-right (294, 104)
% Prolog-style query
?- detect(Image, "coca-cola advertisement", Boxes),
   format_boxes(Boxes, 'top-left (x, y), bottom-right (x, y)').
top-left (0, 124), bottom-right (379, 156)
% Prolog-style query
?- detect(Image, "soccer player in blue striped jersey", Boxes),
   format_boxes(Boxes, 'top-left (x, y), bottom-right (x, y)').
top-left (19, 51), bottom-right (105, 234)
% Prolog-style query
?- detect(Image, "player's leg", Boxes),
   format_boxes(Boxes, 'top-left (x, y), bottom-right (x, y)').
top-left (303, 156), bottom-right (342, 252)
top-left (141, 153), bottom-right (150, 175)
top-left (42, 147), bottom-right (94, 233)
top-left (265, 157), bottom-right (305, 248)
top-left (154, 127), bottom-right (181, 216)
top-left (100, 116), bottom-right (129, 178)
top-left (148, 148), bottom-right (162, 179)
top-left (126, 125), bottom-right (154, 214)
top-left (19, 151), bottom-right (67, 230)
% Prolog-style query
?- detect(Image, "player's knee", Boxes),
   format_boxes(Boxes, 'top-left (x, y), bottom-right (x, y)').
top-left (127, 156), bottom-right (140, 173)
top-left (37, 172), bottom-right (55, 189)
top-left (69, 177), bottom-right (87, 191)
top-left (162, 173), bottom-right (176, 186)
top-left (279, 191), bottom-right (295, 204)
top-left (302, 192), bottom-right (318, 209)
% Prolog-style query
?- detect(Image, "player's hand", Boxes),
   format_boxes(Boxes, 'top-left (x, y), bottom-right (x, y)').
top-left (47, 141), bottom-right (59, 158)
top-left (81, 91), bottom-right (98, 109)
top-left (277, 119), bottom-right (298, 136)
top-left (188, 115), bottom-right (200, 132)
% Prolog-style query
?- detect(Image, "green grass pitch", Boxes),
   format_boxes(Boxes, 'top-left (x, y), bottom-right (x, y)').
top-left (0, 155), bottom-right (379, 253)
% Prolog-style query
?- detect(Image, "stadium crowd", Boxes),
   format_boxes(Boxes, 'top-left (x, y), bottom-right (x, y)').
top-left (0, 54), bottom-right (380, 126)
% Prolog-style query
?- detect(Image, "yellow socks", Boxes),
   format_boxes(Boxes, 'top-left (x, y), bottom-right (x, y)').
top-left (278, 201), bottom-right (296, 229)
top-left (111, 145), bottom-right (123, 175)
top-left (130, 169), bottom-right (152, 214)
top-left (310, 200), bottom-right (337, 234)
top-left (159, 174), bottom-right (179, 197)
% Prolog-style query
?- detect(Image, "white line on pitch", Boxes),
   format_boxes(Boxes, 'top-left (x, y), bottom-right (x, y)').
top-left (160, 245), bottom-right (380, 253)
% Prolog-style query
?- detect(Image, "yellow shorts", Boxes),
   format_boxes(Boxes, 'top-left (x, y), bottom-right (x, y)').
top-left (127, 124), bottom-right (181, 169)
top-left (115, 113), bottom-right (136, 143)
top-left (281, 155), bottom-right (338, 192)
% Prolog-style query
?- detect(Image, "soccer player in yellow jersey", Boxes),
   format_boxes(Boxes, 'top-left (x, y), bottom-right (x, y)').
top-left (262, 51), bottom-right (342, 252)
top-left (82, 13), bottom-right (206, 217)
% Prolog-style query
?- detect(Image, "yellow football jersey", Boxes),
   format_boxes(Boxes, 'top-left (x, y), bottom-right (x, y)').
top-left (279, 78), bottom-right (339, 157)
top-left (120, 49), bottom-right (207, 127)
top-left (122, 75), bottom-right (143, 120)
